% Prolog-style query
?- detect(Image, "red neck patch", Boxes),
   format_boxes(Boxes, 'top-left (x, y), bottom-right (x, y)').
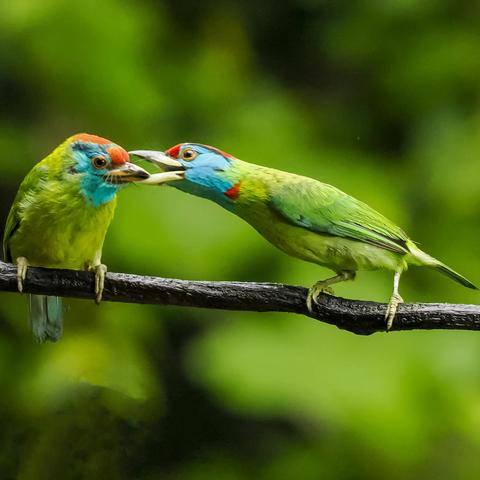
top-left (224, 182), bottom-right (241, 200)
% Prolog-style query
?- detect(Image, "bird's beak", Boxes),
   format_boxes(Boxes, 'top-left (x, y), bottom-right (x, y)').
top-left (106, 162), bottom-right (151, 184)
top-left (129, 150), bottom-right (183, 170)
top-left (129, 150), bottom-right (185, 185)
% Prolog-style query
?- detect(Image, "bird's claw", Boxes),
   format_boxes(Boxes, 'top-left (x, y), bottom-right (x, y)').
top-left (16, 257), bottom-right (28, 293)
top-left (306, 284), bottom-right (334, 313)
top-left (90, 264), bottom-right (107, 304)
top-left (385, 293), bottom-right (404, 331)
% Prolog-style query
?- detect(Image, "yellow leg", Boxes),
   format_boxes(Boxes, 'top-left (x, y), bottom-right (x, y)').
top-left (92, 264), bottom-right (107, 304)
top-left (88, 250), bottom-right (107, 304)
top-left (385, 271), bottom-right (404, 330)
top-left (16, 257), bottom-right (29, 293)
top-left (307, 271), bottom-right (356, 312)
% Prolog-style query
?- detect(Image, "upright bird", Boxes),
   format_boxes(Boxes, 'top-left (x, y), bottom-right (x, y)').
top-left (132, 143), bottom-right (477, 329)
top-left (3, 134), bottom-right (150, 342)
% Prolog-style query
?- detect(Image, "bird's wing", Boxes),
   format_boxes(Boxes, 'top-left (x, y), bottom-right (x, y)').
top-left (3, 165), bottom-right (48, 262)
top-left (269, 176), bottom-right (410, 254)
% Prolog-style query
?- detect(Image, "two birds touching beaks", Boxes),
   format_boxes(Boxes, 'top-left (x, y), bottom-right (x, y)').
top-left (3, 134), bottom-right (477, 342)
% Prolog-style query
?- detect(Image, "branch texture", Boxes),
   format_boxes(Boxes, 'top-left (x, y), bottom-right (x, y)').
top-left (0, 261), bottom-right (479, 335)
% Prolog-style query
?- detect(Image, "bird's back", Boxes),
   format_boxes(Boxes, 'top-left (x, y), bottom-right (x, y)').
top-left (233, 162), bottom-right (408, 248)
top-left (228, 161), bottom-right (412, 272)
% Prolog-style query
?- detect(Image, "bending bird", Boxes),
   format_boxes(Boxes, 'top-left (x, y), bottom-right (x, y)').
top-left (131, 143), bottom-right (477, 329)
top-left (3, 133), bottom-right (150, 342)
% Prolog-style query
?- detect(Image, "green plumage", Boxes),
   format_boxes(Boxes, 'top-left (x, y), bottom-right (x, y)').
top-left (136, 141), bottom-right (476, 329)
top-left (225, 160), bottom-right (474, 288)
top-left (3, 143), bottom-right (115, 270)
top-left (3, 138), bottom-right (116, 342)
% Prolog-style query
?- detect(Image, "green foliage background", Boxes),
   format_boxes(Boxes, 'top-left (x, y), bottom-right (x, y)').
top-left (1, 0), bottom-right (480, 478)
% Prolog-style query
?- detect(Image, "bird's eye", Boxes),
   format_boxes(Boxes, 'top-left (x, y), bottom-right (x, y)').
top-left (182, 149), bottom-right (197, 161)
top-left (92, 156), bottom-right (108, 169)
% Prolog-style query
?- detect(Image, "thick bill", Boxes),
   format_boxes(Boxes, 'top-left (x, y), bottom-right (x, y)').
top-left (136, 171), bottom-right (184, 185)
top-left (129, 150), bottom-right (185, 185)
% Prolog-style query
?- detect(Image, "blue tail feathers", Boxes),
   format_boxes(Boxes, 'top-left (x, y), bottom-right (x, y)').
top-left (29, 295), bottom-right (63, 342)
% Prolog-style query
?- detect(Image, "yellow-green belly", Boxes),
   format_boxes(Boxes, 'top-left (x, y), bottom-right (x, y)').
top-left (9, 195), bottom-right (116, 270)
top-left (239, 206), bottom-right (407, 273)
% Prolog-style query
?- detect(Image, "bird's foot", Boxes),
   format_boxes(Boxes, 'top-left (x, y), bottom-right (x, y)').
top-left (16, 257), bottom-right (28, 293)
top-left (89, 264), bottom-right (107, 304)
top-left (306, 271), bottom-right (355, 313)
top-left (306, 283), bottom-right (335, 313)
top-left (385, 293), bottom-right (404, 331)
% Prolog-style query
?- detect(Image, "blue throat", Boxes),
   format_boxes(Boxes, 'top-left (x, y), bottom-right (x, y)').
top-left (80, 175), bottom-right (123, 207)
top-left (173, 168), bottom-right (237, 211)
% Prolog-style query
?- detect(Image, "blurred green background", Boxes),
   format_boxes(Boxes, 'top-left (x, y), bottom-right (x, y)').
top-left (1, 0), bottom-right (480, 478)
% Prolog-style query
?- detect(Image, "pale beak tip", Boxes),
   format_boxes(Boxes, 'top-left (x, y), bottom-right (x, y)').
top-left (128, 149), bottom-right (183, 170)
top-left (128, 150), bottom-right (151, 158)
top-left (128, 150), bottom-right (168, 161)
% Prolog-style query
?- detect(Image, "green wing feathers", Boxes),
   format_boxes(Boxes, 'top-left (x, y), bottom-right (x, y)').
top-left (3, 165), bottom-right (48, 261)
top-left (268, 174), bottom-right (477, 289)
top-left (3, 208), bottom-right (20, 262)
top-left (269, 176), bottom-right (410, 254)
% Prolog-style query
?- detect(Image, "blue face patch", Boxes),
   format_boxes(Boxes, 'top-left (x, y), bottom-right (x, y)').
top-left (71, 142), bottom-right (124, 207)
top-left (172, 145), bottom-right (237, 208)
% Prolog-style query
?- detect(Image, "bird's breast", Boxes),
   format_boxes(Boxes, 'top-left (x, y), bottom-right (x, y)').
top-left (10, 187), bottom-right (116, 269)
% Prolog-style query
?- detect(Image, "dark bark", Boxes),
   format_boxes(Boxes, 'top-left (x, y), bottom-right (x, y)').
top-left (0, 261), bottom-right (479, 335)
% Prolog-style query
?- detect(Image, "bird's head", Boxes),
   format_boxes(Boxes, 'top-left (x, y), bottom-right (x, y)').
top-left (64, 133), bottom-right (150, 206)
top-left (130, 143), bottom-right (239, 204)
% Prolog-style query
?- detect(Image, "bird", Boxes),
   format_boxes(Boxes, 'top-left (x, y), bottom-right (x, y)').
top-left (3, 133), bottom-right (150, 342)
top-left (131, 143), bottom-right (477, 329)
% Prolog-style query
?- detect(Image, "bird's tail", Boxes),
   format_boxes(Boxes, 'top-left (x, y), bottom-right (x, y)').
top-left (408, 243), bottom-right (478, 290)
top-left (29, 295), bottom-right (63, 342)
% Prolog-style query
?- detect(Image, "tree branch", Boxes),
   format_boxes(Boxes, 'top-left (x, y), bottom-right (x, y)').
top-left (0, 260), bottom-right (479, 335)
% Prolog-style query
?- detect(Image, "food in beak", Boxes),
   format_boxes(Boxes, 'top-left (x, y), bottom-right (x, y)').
top-left (129, 150), bottom-right (185, 185)
top-left (137, 171), bottom-right (185, 185)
